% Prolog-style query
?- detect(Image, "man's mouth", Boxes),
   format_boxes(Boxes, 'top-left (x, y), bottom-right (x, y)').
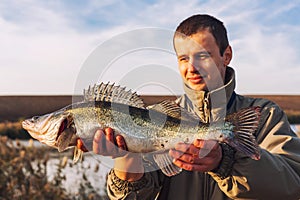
top-left (188, 75), bottom-right (206, 84)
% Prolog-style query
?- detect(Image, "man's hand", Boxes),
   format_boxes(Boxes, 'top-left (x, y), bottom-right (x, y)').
top-left (78, 127), bottom-right (144, 181)
top-left (77, 127), bottom-right (128, 159)
top-left (92, 127), bottom-right (128, 158)
top-left (169, 139), bottom-right (222, 172)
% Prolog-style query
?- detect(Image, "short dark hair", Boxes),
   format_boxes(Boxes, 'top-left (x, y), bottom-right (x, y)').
top-left (174, 14), bottom-right (229, 56)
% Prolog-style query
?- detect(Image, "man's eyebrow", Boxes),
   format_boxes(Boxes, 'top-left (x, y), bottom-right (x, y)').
top-left (177, 54), bottom-right (187, 58)
top-left (176, 51), bottom-right (211, 58)
top-left (195, 51), bottom-right (211, 55)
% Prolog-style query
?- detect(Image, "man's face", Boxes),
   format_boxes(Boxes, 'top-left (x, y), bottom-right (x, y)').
top-left (174, 29), bottom-right (232, 91)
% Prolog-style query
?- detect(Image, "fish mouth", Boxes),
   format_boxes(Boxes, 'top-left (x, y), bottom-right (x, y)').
top-left (56, 119), bottom-right (68, 140)
top-left (22, 119), bottom-right (33, 130)
top-left (22, 112), bottom-right (77, 150)
top-left (22, 113), bottom-right (55, 140)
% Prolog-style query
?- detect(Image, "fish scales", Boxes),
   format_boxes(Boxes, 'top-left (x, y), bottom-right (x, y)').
top-left (67, 101), bottom-right (212, 152)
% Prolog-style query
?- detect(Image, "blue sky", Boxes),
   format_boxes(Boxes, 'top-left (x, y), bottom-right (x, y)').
top-left (0, 0), bottom-right (300, 95)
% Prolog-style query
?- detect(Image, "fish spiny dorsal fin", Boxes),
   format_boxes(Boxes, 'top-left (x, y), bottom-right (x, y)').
top-left (83, 82), bottom-right (145, 108)
top-left (149, 100), bottom-right (200, 122)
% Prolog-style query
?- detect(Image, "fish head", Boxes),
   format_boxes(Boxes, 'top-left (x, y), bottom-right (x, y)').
top-left (22, 110), bottom-right (75, 149)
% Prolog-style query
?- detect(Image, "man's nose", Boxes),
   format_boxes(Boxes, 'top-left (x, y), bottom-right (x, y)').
top-left (187, 59), bottom-right (200, 73)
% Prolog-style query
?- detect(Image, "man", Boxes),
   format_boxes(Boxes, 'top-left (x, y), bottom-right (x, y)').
top-left (86, 14), bottom-right (300, 199)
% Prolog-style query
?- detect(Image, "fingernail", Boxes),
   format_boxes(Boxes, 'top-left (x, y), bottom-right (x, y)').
top-left (105, 127), bottom-right (113, 133)
top-left (94, 130), bottom-right (102, 142)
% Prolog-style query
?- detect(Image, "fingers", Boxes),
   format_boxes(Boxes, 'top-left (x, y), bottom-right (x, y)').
top-left (193, 139), bottom-right (219, 150)
top-left (92, 127), bottom-right (128, 158)
top-left (104, 127), bottom-right (118, 156)
top-left (194, 140), bottom-right (219, 158)
top-left (172, 158), bottom-right (215, 171)
top-left (173, 142), bottom-right (199, 156)
top-left (169, 140), bottom-right (222, 172)
top-left (116, 135), bottom-right (127, 150)
top-left (93, 129), bottom-right (106, 154)
top-left (76, 138), bottom-right (88, 152)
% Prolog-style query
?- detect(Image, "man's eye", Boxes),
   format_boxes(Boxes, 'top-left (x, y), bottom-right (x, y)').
top-left (179, 57), bottom-right (188, 62)
top-left (196, 53), bottom-right (210, 60)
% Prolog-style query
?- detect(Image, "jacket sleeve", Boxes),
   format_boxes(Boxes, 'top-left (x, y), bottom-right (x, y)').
top-left (209, 103), bottom-right (300, 199)
top-left (107, 169), bottom-right (163, 200)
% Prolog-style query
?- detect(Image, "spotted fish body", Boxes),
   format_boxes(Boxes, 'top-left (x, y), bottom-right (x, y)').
top-left (59, 101), bottom-right (224, 152)
top-left (22, 83), bottom-right (261, 176)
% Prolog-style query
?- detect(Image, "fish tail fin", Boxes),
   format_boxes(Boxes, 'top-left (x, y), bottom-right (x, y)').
top-left (73, 146), bottom-right (84, 163)
top-left (225, 106), bottom-right (261, 160)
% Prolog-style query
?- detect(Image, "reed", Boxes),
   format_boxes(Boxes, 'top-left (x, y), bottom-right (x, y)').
top-left (0, 136), bottom-right (106, 200)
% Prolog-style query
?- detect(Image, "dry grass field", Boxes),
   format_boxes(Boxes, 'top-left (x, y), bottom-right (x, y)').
top-left (0, 95), bottom-right (299, 122)
top-left (0, 95), bottom-right (299, 139)
top-left (249, 95), bottom-right (300, 115)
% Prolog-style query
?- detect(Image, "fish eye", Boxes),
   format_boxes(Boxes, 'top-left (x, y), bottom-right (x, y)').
top-left (31, 116), bottom-right (39, 121)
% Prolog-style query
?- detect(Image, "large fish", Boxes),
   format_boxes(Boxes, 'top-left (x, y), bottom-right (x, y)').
top-left (22, 82), bottom-right (261, 176)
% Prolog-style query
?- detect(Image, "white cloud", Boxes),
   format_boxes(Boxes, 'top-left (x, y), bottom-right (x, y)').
top-left (0, 0), bottom-right (299, 95)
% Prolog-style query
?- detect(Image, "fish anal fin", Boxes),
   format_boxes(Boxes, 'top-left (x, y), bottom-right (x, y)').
top-left (83, 82), bottom-right (145, 108)
top-left (225, 106), bottom-right (261, 160)
top-left (153, 152), bottom-right (182, 176)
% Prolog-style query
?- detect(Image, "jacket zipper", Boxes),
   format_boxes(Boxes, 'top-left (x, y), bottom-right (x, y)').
top-left (203, 94), bottom-right (210, 123)
top-left (203, 94), bottom-right (210, 199)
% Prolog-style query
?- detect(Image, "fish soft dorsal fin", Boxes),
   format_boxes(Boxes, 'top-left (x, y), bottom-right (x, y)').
top-left (153, 151), bottom-right (182, 176)
top-left (149, 100), bottom-right (200, 122)
top-left (83, 82), bottom-right (145, 108)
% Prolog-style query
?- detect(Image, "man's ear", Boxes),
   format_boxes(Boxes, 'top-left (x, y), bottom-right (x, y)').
top-left (223, 45), bottom-right (232, 65)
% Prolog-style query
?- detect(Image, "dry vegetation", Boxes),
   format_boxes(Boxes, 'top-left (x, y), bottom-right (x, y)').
top-left (247, 95), bottom-right (300, 124)
top-left (0, 121), bottom-right (30, 139)
top-left (0, 136), bottom-right (107, 200)
top-left (1, 95), bottom-right (299, 122)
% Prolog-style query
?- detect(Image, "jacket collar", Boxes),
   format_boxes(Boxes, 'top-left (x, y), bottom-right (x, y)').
top-left (182, 66), bottom-right (236, 122)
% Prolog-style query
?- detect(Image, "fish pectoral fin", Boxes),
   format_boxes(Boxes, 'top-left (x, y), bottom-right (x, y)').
top-left (73, 146), bottom-right (84, 163)
top-left (57, 128), bottom-right (75, 152)
top-left (153, 152), bottom-right (182, 177)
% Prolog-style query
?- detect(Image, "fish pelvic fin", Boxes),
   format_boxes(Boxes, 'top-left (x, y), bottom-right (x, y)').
top-left (83, 82), bottom-right (145, 108)
top-left (153, 151), bottom-right (182, 176)
top-left (73, 146), bottom-right (84, 163)
top-left (225, 106), bottom-right (261, 160)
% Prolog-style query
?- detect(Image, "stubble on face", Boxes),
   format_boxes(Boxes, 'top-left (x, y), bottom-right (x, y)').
top-left (174, 30), bottom-right (231, 92)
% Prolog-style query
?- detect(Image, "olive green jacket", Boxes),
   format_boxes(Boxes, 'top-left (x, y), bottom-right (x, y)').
top-left (107, 67), bottom-right (300, 200)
